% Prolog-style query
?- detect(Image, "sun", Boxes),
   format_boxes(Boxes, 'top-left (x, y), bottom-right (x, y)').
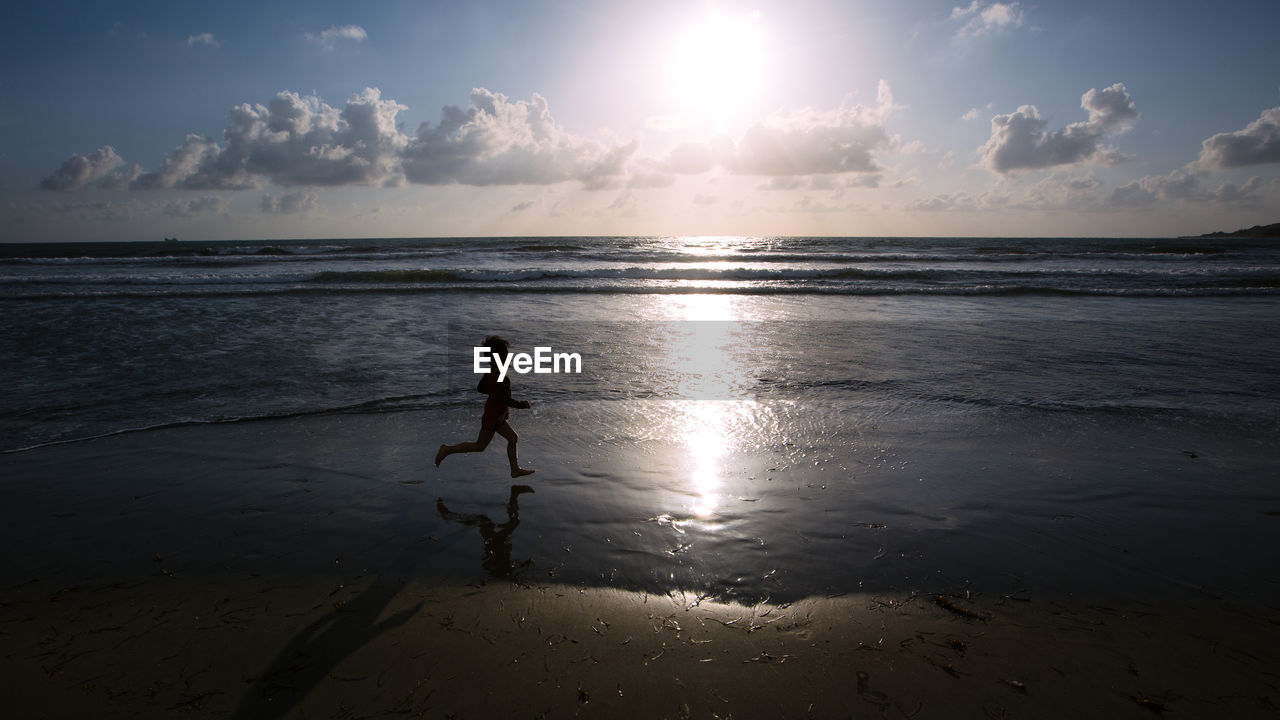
top-left (667, 8), bottom-right (771, 131)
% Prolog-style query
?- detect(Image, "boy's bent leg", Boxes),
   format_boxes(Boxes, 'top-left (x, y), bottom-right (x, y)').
top-left (495, 422), bottom-right (534, 477)
top-left (437, 427), bottom-right (497, 467)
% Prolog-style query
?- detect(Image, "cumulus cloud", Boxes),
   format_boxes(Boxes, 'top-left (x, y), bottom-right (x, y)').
top-left (134, 134), bottom-right (249, 189)
top-left (43, 85), bottom-right (897, 194)
top-left (1081, 83), bottom-right (1139, 129)
top-left (951, 1), bottom-right (1025, 38)
top-left (261, 191), bottom-right (319, 214)
top-left (131, 88), bottom-right (409, 190)
top-left (979, 82), bottom-right (1137, 174)
top-left (401, 88), bottom-right (635, 189)
top-left (305, 25), bottom-right (367, 50)
top-left (187, 32), bottom-right (218, 47)
top-left (1104, 105), bottom-right (1280, 207)
top-left (40, 146), bottom-right (141, 191)
top-left (236, 88), bottom-right (408, 186)
top-left (44, 87), bottom-right (639, 192)
top-left (1194, 107), bottom-right (1280, 169)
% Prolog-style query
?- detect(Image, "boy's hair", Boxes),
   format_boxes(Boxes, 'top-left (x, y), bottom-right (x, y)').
top-left (483, 335), bottom-right (510, 359)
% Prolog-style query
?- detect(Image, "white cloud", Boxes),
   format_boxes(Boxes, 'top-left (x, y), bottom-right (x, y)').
top-left (951, 2), bottom-right (1025, 38)
top-left (42, 85), bottom-right (901, 195)
top-left (1081, 83), bottom-right (1139, 129)
top-left (187, 32), bottom-right (218, 48)
top-left (961, 108), bottom-right (979, 121)
top-left (134, 134), bottom-right (251, 190)
top-left (44, 87), bottom-right (638, 193)
top-left (132, 88), bottom-right (408, 190)
top-left (730, 82), bottom-right (893, 176)
top-left (979, 83), bottom-right (1137, 174)
top-left (401, 88), bottom-right (636, 189)
top-left (876, 79), bottom-right (898, 114)
top-left (40, 146), bottom-right (137, 191)
top-left (1104, 106), bottom-right (1280, 207)
top-left (305, 25), bottom-right (367, 51)
top-left (261, 191), bottom-right (319, 214)
top-left (1194, 107), bottom-right (1280, 169)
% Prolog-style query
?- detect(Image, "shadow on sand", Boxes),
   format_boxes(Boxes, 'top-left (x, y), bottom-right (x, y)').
top-left (232, 484), bottom-right (534, 719)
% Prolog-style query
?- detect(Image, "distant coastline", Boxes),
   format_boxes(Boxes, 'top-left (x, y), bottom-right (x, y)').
top-left (1195, 222), bottom-right (1280, 238)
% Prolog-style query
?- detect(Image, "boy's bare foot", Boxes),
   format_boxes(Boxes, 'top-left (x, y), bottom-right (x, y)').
top-left (435, 444), bottom-right (447, 467)
top-left (511, 467), bottom-right (535, 478)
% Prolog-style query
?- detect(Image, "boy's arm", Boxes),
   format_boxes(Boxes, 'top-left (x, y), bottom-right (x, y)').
top-left (502, 380), bottom-right (531, 409)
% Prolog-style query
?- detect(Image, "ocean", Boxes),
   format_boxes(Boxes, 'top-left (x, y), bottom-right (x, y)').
top-left (3, 236), bottom-right (1278, 603)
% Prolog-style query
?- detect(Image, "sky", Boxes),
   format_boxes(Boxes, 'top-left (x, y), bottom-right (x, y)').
top-left (2, 0), bottom-right (1279, 241)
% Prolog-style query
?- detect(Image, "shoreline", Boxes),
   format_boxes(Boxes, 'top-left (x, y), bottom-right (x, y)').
top-left (4, 410), bottom-right (1279, 716)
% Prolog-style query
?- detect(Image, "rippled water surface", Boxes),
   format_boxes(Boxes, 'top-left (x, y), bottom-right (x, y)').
top-left (3, 236), bottom-right (1278, 602)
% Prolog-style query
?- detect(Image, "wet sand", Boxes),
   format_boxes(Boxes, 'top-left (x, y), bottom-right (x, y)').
top-left (3, 415), bottom-right (1279, 717)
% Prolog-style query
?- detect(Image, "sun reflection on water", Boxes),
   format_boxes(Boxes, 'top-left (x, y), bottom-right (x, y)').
top-left (651, 292), bottom-right (770, 521)
top-left (676, 399), bottom-right (770, 519)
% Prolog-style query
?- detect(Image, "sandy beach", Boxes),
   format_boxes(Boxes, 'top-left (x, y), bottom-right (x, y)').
top-left (5, 568), bottom-right (1279, 718)
top-left (4, 413), bottom-right (1279, 718)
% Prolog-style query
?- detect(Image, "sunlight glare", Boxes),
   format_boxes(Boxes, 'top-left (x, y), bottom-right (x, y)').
top-left (667, 9), bottom-right (771, 131)
top-left (685, 401), bottom-right (727, 517)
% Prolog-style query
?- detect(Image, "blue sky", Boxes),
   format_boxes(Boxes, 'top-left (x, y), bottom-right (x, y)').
top-left (3, 0), bottom-right (1279, 240)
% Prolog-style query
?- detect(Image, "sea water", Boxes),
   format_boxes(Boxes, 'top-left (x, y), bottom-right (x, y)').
top-left (2, 236), bottom-right (1278, 602)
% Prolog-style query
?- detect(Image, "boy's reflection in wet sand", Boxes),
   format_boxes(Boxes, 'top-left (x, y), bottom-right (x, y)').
top-left (436, 484), bottom-right (535, 579)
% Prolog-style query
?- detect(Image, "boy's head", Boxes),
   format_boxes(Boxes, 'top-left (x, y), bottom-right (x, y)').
top-left (483, 335), bottom-right (510, 361)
